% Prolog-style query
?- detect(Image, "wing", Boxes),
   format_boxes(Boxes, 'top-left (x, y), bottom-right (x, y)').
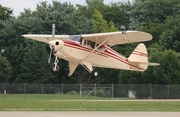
top-left (81, 31), bottom-right (153, 46)
top-left (22, 31), bottom-right (152, 45)
top-left (21, 34), bottom-right (69, 43)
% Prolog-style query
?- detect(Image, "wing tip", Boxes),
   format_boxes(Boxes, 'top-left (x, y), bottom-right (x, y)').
top-left (21, 34), bottom-right (26, 37)
top-left (21, 34), bottom-right (31, 37)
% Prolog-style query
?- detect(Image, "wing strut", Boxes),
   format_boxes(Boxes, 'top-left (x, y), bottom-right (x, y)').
top-left (81, 60), bottom-right (93, 73)
top-left (83, 36), bottom-right (112, 60)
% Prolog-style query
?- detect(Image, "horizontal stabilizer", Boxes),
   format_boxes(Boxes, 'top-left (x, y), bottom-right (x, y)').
top-left (148, 62), bottom-right (160, 66)
top-left (129, 61), bottom-right (160, 66)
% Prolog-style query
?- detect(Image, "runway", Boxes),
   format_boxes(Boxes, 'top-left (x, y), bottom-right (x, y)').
top-left (0, 111), bottom-right (180, 117)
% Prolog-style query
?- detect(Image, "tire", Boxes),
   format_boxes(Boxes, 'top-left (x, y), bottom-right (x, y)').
top-left (91, 69), bottom-right (98, 77)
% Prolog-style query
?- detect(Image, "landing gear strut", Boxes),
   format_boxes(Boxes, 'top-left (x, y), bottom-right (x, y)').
top-left (50, 56), bottom-right (59, 72)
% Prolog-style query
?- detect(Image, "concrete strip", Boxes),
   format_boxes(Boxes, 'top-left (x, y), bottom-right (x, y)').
top-left (0, 112), bottom-right (180, 117)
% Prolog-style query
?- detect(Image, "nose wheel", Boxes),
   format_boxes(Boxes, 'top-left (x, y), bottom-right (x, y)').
top-left (52, 63), bottom-right (59, 72)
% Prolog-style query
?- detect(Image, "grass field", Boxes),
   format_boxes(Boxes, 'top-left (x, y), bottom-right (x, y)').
top-left (0, 94), bottom-right (180, 111)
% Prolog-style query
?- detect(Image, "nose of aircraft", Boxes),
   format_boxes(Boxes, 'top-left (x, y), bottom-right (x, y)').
top-left (49, 40), bottom-right (64, 50)
top-left (48, 40), bottom-right (54, 46)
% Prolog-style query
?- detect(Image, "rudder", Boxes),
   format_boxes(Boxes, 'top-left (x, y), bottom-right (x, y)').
top-left (128, 43), bottom-right (148, 71)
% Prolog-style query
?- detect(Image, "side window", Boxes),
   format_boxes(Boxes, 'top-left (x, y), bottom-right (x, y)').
top-left (96, 44), bottom-right (103, 50)
top-left (89, 41), bottom-right (95, 48)
top-left (83, 39), bottom-right (94, 48)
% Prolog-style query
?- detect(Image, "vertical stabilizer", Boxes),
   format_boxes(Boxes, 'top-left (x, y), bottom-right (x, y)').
top-left (128, 43), bottom-right (148, 71)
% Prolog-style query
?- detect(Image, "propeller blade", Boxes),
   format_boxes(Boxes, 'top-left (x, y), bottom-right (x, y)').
top-left (48, 24), bottom-right (55, 63)
top-left (52, 24), bottom-right (55, 40)
top-left (48, 49), bottom-right (52, 63)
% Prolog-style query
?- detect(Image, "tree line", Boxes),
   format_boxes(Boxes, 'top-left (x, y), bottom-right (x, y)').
top-left (1, 0), bottom-right (180, 84)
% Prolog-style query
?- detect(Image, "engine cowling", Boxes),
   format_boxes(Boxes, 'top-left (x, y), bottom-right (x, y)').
top-left (49, 40), bottom-right (64, 51)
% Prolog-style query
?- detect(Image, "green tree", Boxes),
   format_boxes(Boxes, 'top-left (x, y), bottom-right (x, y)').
top-left (0, 4), bottom-right (13, 51)
top-left (140, 22), bottom-right (164, 47)
top-left (92, 10), bottom-right (118, 32)
top-left (159, 15), bottom-right (180, 52)
top-left (0, 55), bottom-right (11, 82)
top-left (76, 0), bottom-right (105, 19)
top-left (15, 42), bottom-right (56, 83)
top-left (146, 50), bottom-right (180, 84)
top-left (128, 0), bottom-right (180, 49)
top-left (129, 0), bottom-right (180, 29)
top-left (0, 17), bottom-right (35, 82)
top-left (102, 2), bottom-right (131, 29)
top-left (0, 4), bottom-right (13, 22)
top-left (92, 10), bottom-right (108, 32)
top-left (77, 0), bottom-right (130, 29)
top-left (117, 68), bottom-right (150, 85)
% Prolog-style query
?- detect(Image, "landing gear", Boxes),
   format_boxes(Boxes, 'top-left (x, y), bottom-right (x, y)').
top-left (91, 69), bottom-right (98, 77)
top-left (50, 56), bottom-right (59, 72)
top-left (50, 63), bottom-right (59, 72)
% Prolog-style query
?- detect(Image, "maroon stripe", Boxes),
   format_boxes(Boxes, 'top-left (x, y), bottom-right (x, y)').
top-left (64, 43), bottom-right (108, 58)
top-left (103, 49), bottom-right (145, 70)
top-left (133, 51), bottom-right (148, 57)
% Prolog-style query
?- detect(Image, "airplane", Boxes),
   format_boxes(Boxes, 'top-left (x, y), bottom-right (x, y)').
top-left (22, 24), bottom-right (159, 77)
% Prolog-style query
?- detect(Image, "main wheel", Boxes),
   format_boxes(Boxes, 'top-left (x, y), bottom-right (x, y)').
top-left (91, 69), bottom-right (98, 77)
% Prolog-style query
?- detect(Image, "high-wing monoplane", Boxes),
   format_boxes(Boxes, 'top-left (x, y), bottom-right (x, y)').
top-left (22, 24), bottom-right (159, 77)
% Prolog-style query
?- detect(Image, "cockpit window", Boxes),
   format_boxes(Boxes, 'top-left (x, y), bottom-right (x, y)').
top-left (69, 35), bottom-right (82, 44)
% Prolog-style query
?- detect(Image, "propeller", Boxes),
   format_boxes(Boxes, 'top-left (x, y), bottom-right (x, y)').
top-left (48, 24), bottom-right (55, 63)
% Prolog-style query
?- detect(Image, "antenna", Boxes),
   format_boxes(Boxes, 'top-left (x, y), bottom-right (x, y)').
top-left (121, 25), bottom-right (126, 34)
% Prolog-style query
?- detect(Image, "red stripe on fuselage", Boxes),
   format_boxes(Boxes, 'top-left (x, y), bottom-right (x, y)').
top-left (132, 51), bottom-right (148, 57)
top-left (62, 40), bottom-right (145, 70)
top-left (63, 40), bottom-right (108, 58)
top-left (104, 48), bottom-right (145, 70)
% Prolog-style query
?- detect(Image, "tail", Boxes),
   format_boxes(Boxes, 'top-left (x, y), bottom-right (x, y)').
top-left (128, 43), bottom-right (148, 71)
top-left (128, 43), bottom-right (159, 72)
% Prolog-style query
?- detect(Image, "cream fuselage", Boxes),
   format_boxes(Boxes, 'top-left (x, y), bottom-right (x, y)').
top-left (50, 39), bottom-right (145, 71)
